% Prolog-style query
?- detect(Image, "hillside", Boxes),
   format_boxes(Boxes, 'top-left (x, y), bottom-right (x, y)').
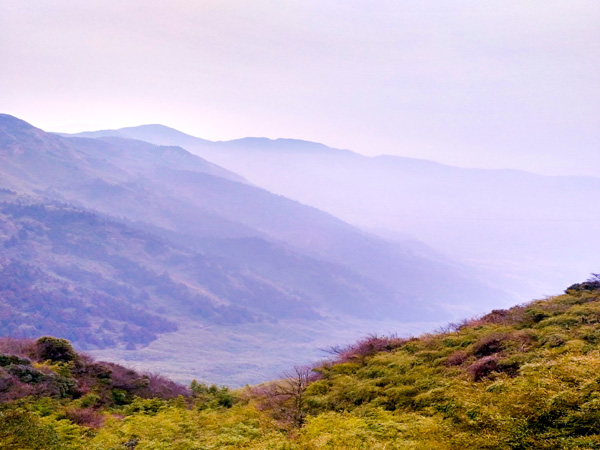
top-left (83, 124), bottom-right (600, 299)
top-left (291, 275), bottom-right (600, 448)
top-left (0, 195), bottom-right (325, 347)
top-left (2, 278), bottom-right (600, 448)
top-left (2, 114), bottom-right (509, 316)
top-left (0, 113), bottom-right (513, 384)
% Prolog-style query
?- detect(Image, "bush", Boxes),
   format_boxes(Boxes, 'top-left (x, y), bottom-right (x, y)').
top-left (62, 407), bottom-right (105, 428)
top-left (565, 274), bottom-right (600, 293)
top-left (467, 356), bottom-right (499, 381)
top-left (7, 364), bottom-right (44, 383)
top-left (0, 354), bottom-right (30, 366)
top-left (35, 337), bottom-right (77, 363)
top-left (444, 350), bottom-right (469, 366)
top-left (0, 368), bottom-right (13, 392)
top-left (0, 337), bottom-right (35, 357)
top-left (472, 333), bottom-right (507, 358)
top-left (541, 334), bottom-right (566, 348)
top-left (328, 334), bottom-right (407, 364)
top-left (0, 406), bottom-right (64, 449)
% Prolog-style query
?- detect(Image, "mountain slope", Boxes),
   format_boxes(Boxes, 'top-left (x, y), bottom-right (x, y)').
top-left (286, 277), bottom-right (600, 448)
top-left (0, 114), bottom-right (515, 383)
top-left (0, 190), bottom-right (410, 340)
top-left (2, 114), bottom-right (511, 316)
top-left (86, 124), bottom-right (600, 298)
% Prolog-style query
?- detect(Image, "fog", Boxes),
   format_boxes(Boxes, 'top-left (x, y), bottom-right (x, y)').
top-left (2, 1), bottom-right (599, 174)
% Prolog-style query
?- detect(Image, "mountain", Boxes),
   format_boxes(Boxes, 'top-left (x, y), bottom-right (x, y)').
top-left (0, 196), bottom-right (330, 346)
top-left (0, 114), bottom-right (512, 384)
top-left (77, 124), bottom-right (600, 299)
top-left (6, 115), bottom-right (509, 313)
top-left (72, 124), bottom-right (212, 149)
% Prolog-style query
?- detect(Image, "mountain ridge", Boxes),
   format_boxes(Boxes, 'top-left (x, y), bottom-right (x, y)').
top-left (77, 122), bottom-right (600, 299)
top-left (0, 113), bottom-right (513, 383)
top-left (64, 121), bottom-right (595, 177)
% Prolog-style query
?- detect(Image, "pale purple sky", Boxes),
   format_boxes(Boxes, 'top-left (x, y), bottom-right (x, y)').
top-left (1, 1), bottom-right (599, 175)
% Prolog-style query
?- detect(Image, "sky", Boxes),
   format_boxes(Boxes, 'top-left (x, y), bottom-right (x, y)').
top-left (1, 1), bottom-right (599, 176)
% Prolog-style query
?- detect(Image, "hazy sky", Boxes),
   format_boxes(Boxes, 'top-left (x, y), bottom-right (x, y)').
top-left (2, 1), bottom-right (599, 175)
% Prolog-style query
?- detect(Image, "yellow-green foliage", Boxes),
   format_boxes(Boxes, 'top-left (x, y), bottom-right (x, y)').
top-left (4, 287), bottom-right (600, 449)
top-left (86, 404), bottom-right (295, 450)
top-left (298, 288), bottom-right (600, 449)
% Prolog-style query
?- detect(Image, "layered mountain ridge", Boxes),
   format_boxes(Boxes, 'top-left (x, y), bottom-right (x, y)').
top-left (72, 124), bottom-right (600, 298)
top-left (0, 113), bottom-right (511, 383)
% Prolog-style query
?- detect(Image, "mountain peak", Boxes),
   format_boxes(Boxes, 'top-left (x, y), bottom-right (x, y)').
top-left (0, 113), bottom-right (39, 133)
top-left (67, 124), bottom-right (211, 148)
top-left (0, 114), bottom-right (65, 155)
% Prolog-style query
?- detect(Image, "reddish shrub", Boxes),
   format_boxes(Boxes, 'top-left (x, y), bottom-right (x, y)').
top-left (0, 368), bottom-right (15, 392)
top-left (93, 363), bottom-right (189, 401)
top-left (63, 407), bottom-right (105, 428)
top-left (0, 376), bottom-right (37, 402)
top-left (0, 336), bottom-right (189, 404)
top-left (0, 337), bottom-right (35, 358)
top-left (453, 306), bottom-right (529, 330)
top-left (138, 372), bottom-right (190, 399)
top-left (99, 362), bottom-right (146, 391)
top-left (479, 309), bottom-right (511, 324)
top-left (467, 356), bottom-right (499, 381)
top-left (251, 366), bottom-right (314, 428)
top-left (472, 331), bottom-right (533, 359)
top-left (466, 356), bottom-right (520, 381)
top-left (472, 333), bottom-right (508, 358)
top-left (329, 334), bottom-right (408, 364)
top-left (445, 350), bottom-right (469, 366)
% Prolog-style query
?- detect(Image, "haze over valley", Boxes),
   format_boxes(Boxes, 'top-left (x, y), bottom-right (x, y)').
top-left (1, 114), bottom-right (518, 384)
top-left (72, 124), bottom-right (600, 301)
top-left (1, 107), bottom-right (597, 384)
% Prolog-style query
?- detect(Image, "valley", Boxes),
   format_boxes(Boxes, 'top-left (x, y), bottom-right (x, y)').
top-left (77, 125), bottom-right (600, 300)
top-left (0, 114), bottom-right (509, 384)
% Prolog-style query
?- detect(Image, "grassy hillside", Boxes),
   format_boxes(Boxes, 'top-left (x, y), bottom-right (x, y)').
top-left (3, 278), bottom-right (600, 449)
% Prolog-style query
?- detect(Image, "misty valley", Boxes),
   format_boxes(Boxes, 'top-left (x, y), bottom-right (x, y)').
top-left (1, 114), bottom-right (599, 448)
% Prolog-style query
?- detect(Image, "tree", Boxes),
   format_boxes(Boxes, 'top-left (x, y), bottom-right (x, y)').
top-left (35, 336), bottom-right (77, 363)
top-left (254, 365), bottom-right (314, 428)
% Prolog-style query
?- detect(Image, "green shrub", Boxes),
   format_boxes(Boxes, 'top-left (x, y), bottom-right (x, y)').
top-left (35, 337), bottom-right (77, 363)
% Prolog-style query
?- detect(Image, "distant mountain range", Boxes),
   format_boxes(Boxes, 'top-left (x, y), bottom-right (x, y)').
top-left (0, 114), bottom-right (512, 384)
top-left (70, 124), bottom-right (600, 298)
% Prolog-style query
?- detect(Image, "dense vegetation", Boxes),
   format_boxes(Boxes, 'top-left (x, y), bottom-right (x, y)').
top-left (3, 277), bottom-right (600, 448)
top-left (3, 198), bottom-right (383, 350)
top-left (0, 196), bottom-right (400, 352)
